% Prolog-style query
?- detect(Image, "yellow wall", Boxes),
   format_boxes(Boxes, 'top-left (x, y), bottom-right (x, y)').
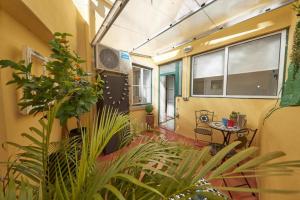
top-left (259, 7), bottom-right (300, 200)
top-left (259, 107), bottom-right (300, 200)
top-left (153, 4), bottom-right (300, 200)
top-left (129, 55), bottom-right (159, 130)
top-left (153, 5), bottom-right (294, 140)
top-left (0, 0), bottom-right (90, 162)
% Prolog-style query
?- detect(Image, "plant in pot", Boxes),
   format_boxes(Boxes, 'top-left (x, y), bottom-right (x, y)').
top-left (2, 103), bottom-right (300, 199)
top-left (145, 104), bottom-right (154, 130)
top-left (0, 32), bottom-right (103, 136)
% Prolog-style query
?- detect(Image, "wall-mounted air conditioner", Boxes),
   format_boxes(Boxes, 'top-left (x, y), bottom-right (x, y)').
top-left (95, 44), bottom-right (132, 74)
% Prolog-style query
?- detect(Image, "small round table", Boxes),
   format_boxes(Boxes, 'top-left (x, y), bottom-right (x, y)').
top-left (208, 121), bottom-right (241, 145)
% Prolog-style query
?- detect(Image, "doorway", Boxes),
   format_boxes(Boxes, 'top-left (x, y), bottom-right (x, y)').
top-left (158, 60), bottom-right (182, 131)
top-left (159, 75), bottom-right (175, 130)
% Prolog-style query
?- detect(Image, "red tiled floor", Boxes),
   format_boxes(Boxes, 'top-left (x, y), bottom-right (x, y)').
top-left (99, 128), bottom-right (259, 200)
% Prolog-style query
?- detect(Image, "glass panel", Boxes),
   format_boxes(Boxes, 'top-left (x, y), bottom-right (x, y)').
top-left (132, 85), bottom-right (142, 104)
top-left (227, 34), bottom-right (281, 96)
top-left (204, 0), bottom-right (278, 26)
top-left (142, 86), bottom-right (151, 104)
top-left (132, 67), bottom-right (141, 85)
top-left (160, 62), bottom-right (176, 74)
top-left (227, 70), bottom-right (279, 96)
top-left (193, 76), bottom-right (223, 95)
top-left (132, 66), bottom-right (152, 105)
top-left (192, 50), bottom-right (224, 95)
top-left (143, 69), bottom-right (151, 87)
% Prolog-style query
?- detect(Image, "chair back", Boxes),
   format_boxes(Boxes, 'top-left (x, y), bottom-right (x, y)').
top-left (235, 128), bottom-right (258, 149)
top-left (195, 110), bottom-right (214, 129)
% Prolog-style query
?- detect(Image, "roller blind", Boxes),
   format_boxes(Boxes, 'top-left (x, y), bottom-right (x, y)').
top-left (192, 50), bottom-right (225, 78)
top-left (228, 33), bottom-right (281, 75)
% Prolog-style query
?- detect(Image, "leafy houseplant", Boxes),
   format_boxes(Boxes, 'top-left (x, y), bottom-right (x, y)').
top-left (145, 104), bottom-right (153, 114)
top-left (229, 111), bottom-right (238, 122)
top-left (2, 102), bottom-right (300, 199)
top-left (0, 32), bottom-right (103, 126)
top-left (145, 104), bottom-right (154, 130)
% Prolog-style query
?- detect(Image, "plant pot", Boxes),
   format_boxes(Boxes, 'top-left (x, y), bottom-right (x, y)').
top-left (146, 114), bottom-right (154, 130)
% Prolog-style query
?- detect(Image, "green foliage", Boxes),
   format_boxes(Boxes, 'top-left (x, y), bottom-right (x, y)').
top-left (145, 104), bottom-right (153, 114)
top-left (1, 102), bottom-right (300, 199)
top-left (291, 7), bottom-right (300, 78)
top-left (0, 179), bottom-right (34, 200)
top-left (280, 5), bottom-right (300, 107)
top-left (0, 32), bottom-right (103, 125)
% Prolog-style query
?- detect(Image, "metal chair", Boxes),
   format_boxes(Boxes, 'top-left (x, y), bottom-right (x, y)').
top-left (194, 110), bottom-right (214, 144)
top-left (223, 128), bottom-right (259, 199)
top-left (233, 128), bottom-right (258, 149)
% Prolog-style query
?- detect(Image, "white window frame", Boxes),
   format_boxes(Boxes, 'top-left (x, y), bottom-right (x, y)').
top-left (191, 30), bottom-right (287, 99)
top-left (132, 65), bottom-right (152, 106)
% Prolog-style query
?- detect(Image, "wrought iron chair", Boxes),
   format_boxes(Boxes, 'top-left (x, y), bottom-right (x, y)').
top-left (223, 128), bottom-right (259, 199)
top-left (233, 128), bottom-right (258, 150)
top-left (194, 110), bottom-right (214, 144)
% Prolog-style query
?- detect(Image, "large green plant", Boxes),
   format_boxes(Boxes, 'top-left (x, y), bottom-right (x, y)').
top-left (280, 4), bottom-right (300, 106)
top-left (0, 33), bottom-right (103, 125)
top-left (2, 102), bottom-right (300, 200)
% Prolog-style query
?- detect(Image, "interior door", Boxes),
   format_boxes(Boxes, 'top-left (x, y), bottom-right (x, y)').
top-left (166, 75), bottom-right (175, 119)
top-left (159, 76), bottom-right (166, 123)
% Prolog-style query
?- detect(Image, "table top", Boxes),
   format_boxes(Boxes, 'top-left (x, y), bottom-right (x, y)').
top-left (208, 121), bottom-right (241, 132)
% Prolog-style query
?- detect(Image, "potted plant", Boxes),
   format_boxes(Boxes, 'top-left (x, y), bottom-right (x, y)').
top-left (145, 104), bottom-right (154, 130)
top-left (0, 32), bottom-right (103, 135)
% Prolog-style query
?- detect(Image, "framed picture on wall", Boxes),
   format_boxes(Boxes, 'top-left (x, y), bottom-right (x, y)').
top-left (17, 47), bottom-right (48, 115)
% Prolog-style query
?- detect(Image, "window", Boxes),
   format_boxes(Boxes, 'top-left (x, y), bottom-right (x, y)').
top-left (191, 30), bottom-right (286, 98)
top-left (192, 50), bottom-right (225, 95)
top-left (132, 65), bottom-right (152, 105)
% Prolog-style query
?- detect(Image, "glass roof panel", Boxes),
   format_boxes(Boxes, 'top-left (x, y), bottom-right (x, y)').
top-left (135, 10), bottom-right (214, 55)
top-left (101, 24), bottom-right (146, 51)
top-left (99, 0), bottom-right (293, 56)
top-left (204, 0), bottom-right (290, 26)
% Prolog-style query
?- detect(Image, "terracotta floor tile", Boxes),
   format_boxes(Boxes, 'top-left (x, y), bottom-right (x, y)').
top-left (99, 128), bottom-right (259, 199)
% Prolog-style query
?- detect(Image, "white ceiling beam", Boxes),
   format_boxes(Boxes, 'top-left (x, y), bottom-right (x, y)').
top-left (91, 0), bottom-right (129, 46)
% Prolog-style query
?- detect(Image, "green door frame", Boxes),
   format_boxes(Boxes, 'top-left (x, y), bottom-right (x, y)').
top-left (158, 61), bottom-right (181, 129)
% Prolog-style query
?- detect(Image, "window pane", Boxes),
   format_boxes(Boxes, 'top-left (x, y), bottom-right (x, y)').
top-left (132, 66), bottom-right (152, 105)
top-left (143, 69), bottom-right (151, 87)
top-left (132, 85), bottom-right (142, 104)
top-left (160, 62), bottom-right (176, 74)
top-left (133, 67), bottom-right (141, 85)
top-left (227, 70), bottom-right (279, 96)
top-left (227, 34), bottom-right (281, 96)
top-left (192, 50), bottom-right (224, 95)
top-left (193, 76), bottom-right (223, 95)
top-left (142, 69), bottom-right (151, 104)
top-left (142, 86), bottom-right (151, 103)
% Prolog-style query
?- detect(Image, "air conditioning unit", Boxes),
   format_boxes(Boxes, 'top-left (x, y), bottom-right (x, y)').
top-left (95, 44), bottom-right (132, 74)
